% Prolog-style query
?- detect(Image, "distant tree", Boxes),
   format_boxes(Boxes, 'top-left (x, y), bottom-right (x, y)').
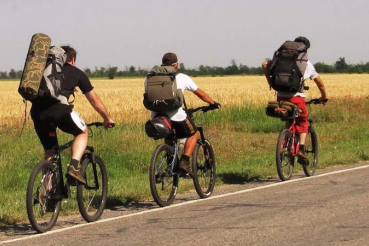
top-left (16, 70), bottom-right (23, 78)
top-left (0, 71), bottom-right (8, 79)
top-left (108, 66), bottom-right (118, 79)
top-left (129, 65), bottom-right (136, 73)
top-left (335, 57), bottom-right (348, 72)
top-left (314, 62), bottom-right (336, 73)
top-left (84, 68), bottom-right (92, 77)
top-left (179, 63), bottom-right (186, 71)
top-left (9, 69), bottom-right (16, 79)
top-left (99, 67), bottom-right (106, 77)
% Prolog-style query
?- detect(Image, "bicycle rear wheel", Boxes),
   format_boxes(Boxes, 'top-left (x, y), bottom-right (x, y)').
top-left (303, 127), bottom-right (318, 177)
top-left (276, 129), bottom-right (294, 181)
top-left (149, 144), bottom-right (178, 207)
top-left (192, 140), bottom-right (216, 198)
top-left (77, 155), bottom-right (108, 222)
top-left (26, 161), bottom-right (61, 233)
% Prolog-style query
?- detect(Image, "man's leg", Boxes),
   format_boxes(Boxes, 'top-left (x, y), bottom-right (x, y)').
top-left (183, 131), bottom-right (199, 157)
top-left (58, 111), bottom-right (88, 184)
top-left (172, 118), bottom-right (198, 177)
top-left (66, 128), bottom-right (88, 184)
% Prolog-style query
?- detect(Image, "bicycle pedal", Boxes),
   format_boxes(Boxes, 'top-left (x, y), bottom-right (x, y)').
top-left (178, 172), bottom-right (193, 179)
top-left (66, 176), bottom-right (80, 186)
top-left (297, 158), bottom-right (309, 166)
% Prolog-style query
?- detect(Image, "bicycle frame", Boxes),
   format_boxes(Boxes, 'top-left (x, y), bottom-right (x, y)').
top-left (50, 132), bottom-right (99, 199)
top-left (283, 120), bottom-right (300, 158)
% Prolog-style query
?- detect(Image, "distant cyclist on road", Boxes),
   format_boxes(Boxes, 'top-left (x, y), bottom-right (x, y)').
top-left (31, 46), bottom-right (115, 185)
top-left (143, 52), bottom-right (220, 177)
top-left (262, 36), bottom-right (328, 165)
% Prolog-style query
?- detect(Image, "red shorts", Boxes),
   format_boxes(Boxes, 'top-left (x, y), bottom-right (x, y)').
top-left (277, 96), bottom-right (308, 133)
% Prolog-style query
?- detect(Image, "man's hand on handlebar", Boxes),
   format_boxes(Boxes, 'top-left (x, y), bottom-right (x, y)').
top-left (319, 97), bottom-right (328, 105)
top-left (209, 101), bottom-right (221, 110)
top-left (103, 118), bottom-right (116, 129)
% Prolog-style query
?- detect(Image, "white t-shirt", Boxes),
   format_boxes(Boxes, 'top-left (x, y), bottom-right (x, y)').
top-left (277, 60), bottom-right (319, 98)
top-left (147, 73), bottom-right (199, 121)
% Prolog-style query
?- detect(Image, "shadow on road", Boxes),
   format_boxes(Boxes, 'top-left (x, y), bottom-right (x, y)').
top-left (106, 196), bottom-right (156, 211)
top-left (218, 171), bottom-right (276, 184)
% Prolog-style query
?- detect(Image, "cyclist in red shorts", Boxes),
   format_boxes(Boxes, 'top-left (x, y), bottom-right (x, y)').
top-left (262, 37), bottom-right (328, 165)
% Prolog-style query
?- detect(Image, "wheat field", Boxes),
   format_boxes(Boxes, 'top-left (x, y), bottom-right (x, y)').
top-left (1, 74), bottom-right (369, 128)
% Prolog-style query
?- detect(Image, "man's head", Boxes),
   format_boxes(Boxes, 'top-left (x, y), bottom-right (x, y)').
top-left (162, 52), bottom-right (178, 68)
top-left (61, 46), bottom-right (77, 65)
top-left (294, 36), bottom-right (310, 49)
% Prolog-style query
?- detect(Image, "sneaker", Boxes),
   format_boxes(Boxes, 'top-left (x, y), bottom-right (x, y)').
top-left (178, 159), bottom-right (193, 178)
top-left (297, 150), bottom-right (309, 166)
top-left (66, 165), bottom-right (86, 185)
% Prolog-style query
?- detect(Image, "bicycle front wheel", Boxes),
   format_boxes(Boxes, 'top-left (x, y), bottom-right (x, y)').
top-left (276, 129), bottom-right (294, 181)
top-left (26, 161), bottom-right (61, 233)
top-left (303, 127), bottom-right (318, 177)
top-left (149, 144), bottom-right (178, 207)
top-left (192, 140), bottom-right (216, 198)
top-left (77, 155), bottom-right (108, 222)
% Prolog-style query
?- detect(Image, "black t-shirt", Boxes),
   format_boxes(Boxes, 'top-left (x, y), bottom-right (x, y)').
top-left (31, 64), bottom-right (94, 119)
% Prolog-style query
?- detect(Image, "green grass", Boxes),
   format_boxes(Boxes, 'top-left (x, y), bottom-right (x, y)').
top-left (1, 97), bottom-right (369, 225)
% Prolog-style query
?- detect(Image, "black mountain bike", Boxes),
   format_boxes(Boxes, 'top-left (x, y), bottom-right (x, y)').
top-left (26, 122), bottom-right (110, 233)
top-left (149, 105), bottom-right (216, 207)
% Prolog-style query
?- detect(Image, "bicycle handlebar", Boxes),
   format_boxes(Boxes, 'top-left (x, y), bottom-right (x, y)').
top-left (86, 122), bottom-right (116, 128)
top-left (306, 98), bottom-right (328, 105)
top-left (187, 105), bottom-right (217, 114)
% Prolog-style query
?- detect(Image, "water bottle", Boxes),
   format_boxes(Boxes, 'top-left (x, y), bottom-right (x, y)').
top-left (178, 138), bottom-right (187, 155)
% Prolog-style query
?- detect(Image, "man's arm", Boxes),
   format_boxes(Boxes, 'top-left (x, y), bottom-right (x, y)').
top-left (262, 60), bottom-right (272, 86)
top-left (312, 76), bottom-right (328, 102)
top-left (85, 90), bottom-right (115, 128)
top-left (192, 88), bottom-right (215, 105)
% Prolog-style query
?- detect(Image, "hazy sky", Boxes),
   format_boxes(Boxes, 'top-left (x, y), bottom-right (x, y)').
top-left (1, 0), bottom-right (368, 72)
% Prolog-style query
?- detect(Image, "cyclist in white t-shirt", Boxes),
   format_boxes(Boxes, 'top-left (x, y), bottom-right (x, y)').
top-left (150, 53), bottom-right (220, 177)
top-left (262, 37), bottom-right (327, 165)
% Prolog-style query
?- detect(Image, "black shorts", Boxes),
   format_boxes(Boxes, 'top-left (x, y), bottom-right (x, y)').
top-left (31, 109), bottom-right (86, 150)
top-left (171, 118), bottom-right (197, 139)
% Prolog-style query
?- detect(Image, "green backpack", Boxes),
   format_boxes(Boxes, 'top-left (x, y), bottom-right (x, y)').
top-left (18, 33), bottom-right (51, 101)
top-left (143, 65), bottom-right (184, 112)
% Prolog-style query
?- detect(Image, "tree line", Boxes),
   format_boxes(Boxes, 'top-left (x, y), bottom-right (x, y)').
top-left (1, 57), bottom-right (369, 79)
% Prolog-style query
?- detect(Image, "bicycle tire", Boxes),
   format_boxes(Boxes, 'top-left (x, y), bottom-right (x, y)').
top-left (276, 129), bottom-right (294, 181)
top-left (149, 144), bottom-right (178, 207)
top-left (303, 127), bottom-right (318, 177)
top-left (77, 155), bottom-right (108, 222)
top-left (26, 161), bottom-right (61, 233)
top-left (192, 140), bottom-right (216, 198)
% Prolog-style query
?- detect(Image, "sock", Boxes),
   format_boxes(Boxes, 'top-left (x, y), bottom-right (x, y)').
top-left (180, 155), bottom-right (190, 161)
top-left (70, 159), bottom-right (79, 168)
top-left (300, 145), bottom-right (305, 153)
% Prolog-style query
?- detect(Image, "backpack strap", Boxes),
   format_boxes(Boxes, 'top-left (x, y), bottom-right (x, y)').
top-left (183, 95), bottom-right (188, 113)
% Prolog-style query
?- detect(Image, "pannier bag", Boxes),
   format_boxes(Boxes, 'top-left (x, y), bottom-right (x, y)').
top-left (268, 41), bottom-right (308, 93)
top-left (19, 33), bottom-right (51, 101)
top-left (145, 116), bottom-right (172, 140)
top-left (265, 101), bottom-right (302, 119)
top-left (143, 65), bottom-right (183, 112)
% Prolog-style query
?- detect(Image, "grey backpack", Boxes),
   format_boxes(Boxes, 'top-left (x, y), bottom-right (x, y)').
top-left (38, 46), bottom-right (69, 105)
top-left (143, 65), bottom-right (183, 112)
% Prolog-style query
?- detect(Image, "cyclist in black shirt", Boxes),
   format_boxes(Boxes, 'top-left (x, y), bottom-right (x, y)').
top-left (31, 46), bottom-right (115, 184)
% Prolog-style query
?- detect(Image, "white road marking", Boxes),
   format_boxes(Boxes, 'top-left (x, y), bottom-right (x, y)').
top-left (1, 164), bottom-right (368, 245)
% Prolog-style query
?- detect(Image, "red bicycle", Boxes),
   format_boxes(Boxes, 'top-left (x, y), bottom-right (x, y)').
top-left (273, 98), bottom-right (327, 181)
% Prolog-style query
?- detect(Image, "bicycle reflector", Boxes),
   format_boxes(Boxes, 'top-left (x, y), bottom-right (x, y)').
top-left (145, 117), bottom-right (172, 140)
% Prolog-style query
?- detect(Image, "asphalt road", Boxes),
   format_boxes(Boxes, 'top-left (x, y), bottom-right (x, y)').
top-left (2, 164), bottom-right (369, 246)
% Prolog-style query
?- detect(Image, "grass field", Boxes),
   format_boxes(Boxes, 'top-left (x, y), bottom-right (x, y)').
top-left (1, 74), bottom-right (369, 225)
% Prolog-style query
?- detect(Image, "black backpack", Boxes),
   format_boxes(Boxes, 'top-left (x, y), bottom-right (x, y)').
top-left (143, 65), bottom-right (183, 112)
top-left (269, 41), bottom-right (308, 93)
